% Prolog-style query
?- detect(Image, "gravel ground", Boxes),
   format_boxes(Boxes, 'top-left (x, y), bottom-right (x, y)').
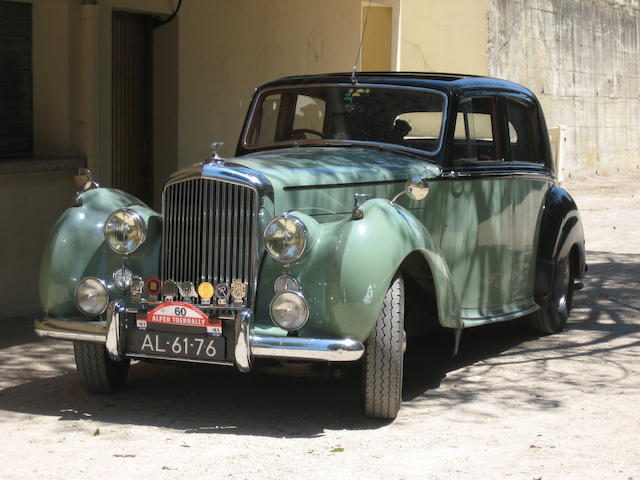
top-left (1, 172), bottom-right (639, 480)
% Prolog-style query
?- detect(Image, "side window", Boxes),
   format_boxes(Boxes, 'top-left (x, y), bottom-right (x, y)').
top-left (451, 97), bottom-right (500, 163)
top-left (506, 99), bottom-right (542, 163)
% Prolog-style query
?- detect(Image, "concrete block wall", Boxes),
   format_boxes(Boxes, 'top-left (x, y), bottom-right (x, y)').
top-left (488, 0), bottom-right (640, 176)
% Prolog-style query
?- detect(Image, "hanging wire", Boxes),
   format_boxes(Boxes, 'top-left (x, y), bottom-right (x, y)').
top-left (351, 0), bottom-right (374, 85)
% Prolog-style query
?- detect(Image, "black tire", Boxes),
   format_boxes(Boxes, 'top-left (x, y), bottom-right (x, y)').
top-left (362, 275), bottom-right (405, 420)
top-left (530, 256), bottom-right (574, 334)
top-left (73, 342), bottom-right (130, 393)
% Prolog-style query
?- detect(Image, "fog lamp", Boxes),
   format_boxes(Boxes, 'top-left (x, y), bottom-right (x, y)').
top-left (112, 265), bottom-right (134, 291)
top-left (274, 274), bottom-right (300, 293)
top-left (75, 277), bottom-right (109, 316)
top-left (269, 290), bottom-right (309, 331)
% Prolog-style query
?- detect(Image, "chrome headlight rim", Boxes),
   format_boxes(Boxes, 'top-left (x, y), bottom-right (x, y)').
top-left (74, 277), bottom-right (109, 317)
top-left (269, 290), bottom-right (310, 332)
top-left (103, 207), bottom-right (147, 255)
top-left (263, 213), bottom-right (308, 263)
top-left (274, 274), bottom-right (300, 294)
top-left (112, 264), bottom-right (135, 291)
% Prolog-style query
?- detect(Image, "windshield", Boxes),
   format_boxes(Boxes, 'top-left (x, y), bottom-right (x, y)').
top-left (244, 85), bottom-right (446, 154)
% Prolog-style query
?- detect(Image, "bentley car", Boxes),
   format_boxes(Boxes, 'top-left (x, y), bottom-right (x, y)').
top-left (36, 73), bottom-right (586, 419)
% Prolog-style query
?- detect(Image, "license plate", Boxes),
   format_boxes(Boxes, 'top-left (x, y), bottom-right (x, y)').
top-left (126, 330), bottom-right (226, 362)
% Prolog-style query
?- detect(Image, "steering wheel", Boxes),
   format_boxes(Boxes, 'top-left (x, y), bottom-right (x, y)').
top-left (289, 128), bottom-right (325, 139)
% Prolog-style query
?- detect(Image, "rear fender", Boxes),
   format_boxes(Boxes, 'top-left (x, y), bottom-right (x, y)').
top-left (534, 186), bottom-right (586, 304)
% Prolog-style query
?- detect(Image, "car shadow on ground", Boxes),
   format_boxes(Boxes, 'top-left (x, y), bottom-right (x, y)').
top-left (0, 250), bottom-right (638, 438)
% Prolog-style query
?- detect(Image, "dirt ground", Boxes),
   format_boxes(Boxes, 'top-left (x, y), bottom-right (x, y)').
top-left (1, 172), bottom-right (639, 480)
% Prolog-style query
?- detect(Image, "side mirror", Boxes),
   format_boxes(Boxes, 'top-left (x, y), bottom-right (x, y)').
top-left (405, 176), bottom-right (429, 201)
top-left (391, 175), bottom-right (431, 204)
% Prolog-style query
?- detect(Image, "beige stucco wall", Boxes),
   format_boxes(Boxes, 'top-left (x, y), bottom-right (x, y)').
top-left (362, 6), bottom-right (393, 71)
top-left (0, 173), bottom-right (77, 318)
top-left (1, 0), bottom-right (174, 320)
top-left (2, 1), bottom-right (79, 319)
top-left (399, 0), bottom-right (489, 75)
top-left (488, 0), bottom-right (640, 175)
top-left (176, 0), bottom-right (361, 164)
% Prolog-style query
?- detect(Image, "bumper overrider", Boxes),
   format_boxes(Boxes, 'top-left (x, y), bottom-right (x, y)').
top-left (35, 300), bottom-right (364, 371)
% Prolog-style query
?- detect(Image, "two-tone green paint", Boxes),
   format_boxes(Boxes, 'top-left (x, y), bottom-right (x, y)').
top-left (40, 146), bottom-right (551, 344)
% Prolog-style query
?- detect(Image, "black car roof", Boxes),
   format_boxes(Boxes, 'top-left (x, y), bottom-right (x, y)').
top-left (259, 72), bottom-right (536, 98)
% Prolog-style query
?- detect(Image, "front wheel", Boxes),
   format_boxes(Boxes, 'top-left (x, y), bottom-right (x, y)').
top-left (530, 256), bottom-right (574, 334)
top-left (361, 275), bottom-right (405, 420)
top-left (73, 342), bottom-right (130, 393)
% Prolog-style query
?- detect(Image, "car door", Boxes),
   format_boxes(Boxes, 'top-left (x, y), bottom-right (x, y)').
top-left (437, 94), bottom-right (515, 325)
top-left (504, 95), bottom-right (552, 305)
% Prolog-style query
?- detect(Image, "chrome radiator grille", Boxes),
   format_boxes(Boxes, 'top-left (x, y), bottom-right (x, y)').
top-left (161, 178), bottom-right (258, 302)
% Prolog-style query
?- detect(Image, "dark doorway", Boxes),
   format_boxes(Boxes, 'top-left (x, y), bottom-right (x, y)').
top-left (112, 11), bottom-right (152, 204)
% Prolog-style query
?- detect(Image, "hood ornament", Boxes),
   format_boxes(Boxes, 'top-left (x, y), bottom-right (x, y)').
top-left (204, 141), bottom-right (225, 166)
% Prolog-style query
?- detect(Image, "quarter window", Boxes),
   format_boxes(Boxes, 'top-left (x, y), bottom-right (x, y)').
top-left (506, 99), bottom-right (542, 163)
top-left (451, 97), bottom-right (500, 163)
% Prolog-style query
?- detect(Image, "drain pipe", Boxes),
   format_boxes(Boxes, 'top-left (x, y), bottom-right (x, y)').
top-left (154, 0), bottom-right (182, 29)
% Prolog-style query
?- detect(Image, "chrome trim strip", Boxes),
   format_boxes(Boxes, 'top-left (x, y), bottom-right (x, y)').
top-left (124, 352), bottom-right (233, 366)
top-left (164, 164), bottom-right (274, 202)
top-left (234, 310), bottom-right (252, 372)
top-left (441, 165), bottom-right (553, 180)
top-left (34, 317), bottom-right (106, 343)
top-left (250, 335), bottom-right (365, 362)
top-left (241, 82), bottom-right (449, 156)
top-left (105, 300), bottom-right (126, 361)
top-left (283, 178), bottom-right (405, 191)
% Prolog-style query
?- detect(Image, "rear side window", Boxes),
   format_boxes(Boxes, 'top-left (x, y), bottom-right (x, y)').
top-left (451, 96), bottom-right (500, 163)
top-left (506, 99), bottom-right (542, 164)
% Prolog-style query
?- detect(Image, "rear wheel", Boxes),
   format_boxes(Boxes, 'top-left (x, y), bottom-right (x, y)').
top-left (531, 256), bottom-right (574, 334)
top-left (362, 275), bottom-right (405, 420)
top-left (73, 342), bottom-right (130, 393)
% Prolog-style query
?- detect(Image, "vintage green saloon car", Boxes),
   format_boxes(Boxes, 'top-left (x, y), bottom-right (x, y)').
top-left (37, 73), bottom-right (586, 419)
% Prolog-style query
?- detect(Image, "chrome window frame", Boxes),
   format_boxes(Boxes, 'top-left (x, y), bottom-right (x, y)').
top-left (241, 83), bottom-right (449, 157)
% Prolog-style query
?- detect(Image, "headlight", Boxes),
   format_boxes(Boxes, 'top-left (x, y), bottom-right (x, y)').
top-left (75, 277), bottom-right (109, 316)
top-left (264, 214), bottom-right (307, 263)
top-left (112, 264), bottom-right (134, 291)
top-left (104, 208), bottom-right (146, 254)
top-left (269, 290), bottom-right (309, 331)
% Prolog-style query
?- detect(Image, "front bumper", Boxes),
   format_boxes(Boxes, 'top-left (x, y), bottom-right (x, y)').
top-left (35, 301), bottom-right (365, 371)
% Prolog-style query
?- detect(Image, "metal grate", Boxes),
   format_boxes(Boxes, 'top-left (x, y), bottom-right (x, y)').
top-left (161, 178), bottom-right (258, 303)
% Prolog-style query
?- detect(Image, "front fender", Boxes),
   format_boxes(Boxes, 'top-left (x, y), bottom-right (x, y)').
top-left (255, 199), bottom-right (459, 341)
top-left (39, 188), bottom-right (161, 319)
